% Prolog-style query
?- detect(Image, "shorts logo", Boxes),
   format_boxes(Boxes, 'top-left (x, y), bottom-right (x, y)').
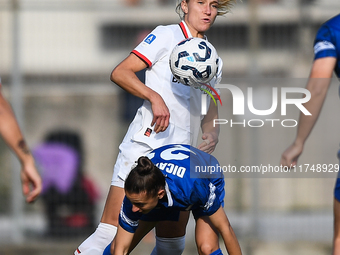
top-left (203, 182), bottom-right (216, 211)
top-left (144, 34), bottom-right (156, 44)
top-left (144, 128), bottom-right (152, 137)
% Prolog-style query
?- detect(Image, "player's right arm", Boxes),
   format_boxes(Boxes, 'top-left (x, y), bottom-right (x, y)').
top-left (110, 53), bottom-right (169, 134)
top-left (280, 57), bottom-right (336, 167)
top-left (112, 225), bottom-right (134, 255)
top-left (111, 197), bottom-right (145, 255)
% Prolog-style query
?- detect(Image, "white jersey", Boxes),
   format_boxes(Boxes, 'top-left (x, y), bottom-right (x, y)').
top-left (112, 21), bottom-right (222, 185)
top-left (130, 21), bottom-right (221, 148)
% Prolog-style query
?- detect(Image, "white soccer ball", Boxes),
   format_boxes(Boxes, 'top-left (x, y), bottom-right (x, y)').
top-left (169, 37), bottom-right (219, 87)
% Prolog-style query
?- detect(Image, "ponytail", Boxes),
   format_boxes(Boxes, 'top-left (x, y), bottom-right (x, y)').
top-left (125, 156), bottom-right (165, 197)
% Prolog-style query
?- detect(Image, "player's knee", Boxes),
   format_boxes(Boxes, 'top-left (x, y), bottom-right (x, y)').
top-left (197, 242), bottom-right (220, 255)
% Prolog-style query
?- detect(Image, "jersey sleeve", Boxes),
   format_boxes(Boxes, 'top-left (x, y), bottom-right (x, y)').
top-left (118, 196), bottom-right (142, 233)
top-left (132, 25), bottom-right (174, 68)
top-left (314, 25), bottom-right (337, 60)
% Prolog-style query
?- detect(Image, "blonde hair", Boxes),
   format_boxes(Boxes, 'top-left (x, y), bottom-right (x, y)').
top-left (175, 0), bottom-right (236, 19)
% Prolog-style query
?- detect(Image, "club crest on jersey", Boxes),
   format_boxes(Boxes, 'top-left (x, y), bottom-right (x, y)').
top-left (144, 34), bottom-right (156, 44)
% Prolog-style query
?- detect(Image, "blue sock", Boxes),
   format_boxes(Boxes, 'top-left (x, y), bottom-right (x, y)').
top-left (210, 248), bottom-right (223, 255)
top-left (102, 244), bottom-right (111, 255)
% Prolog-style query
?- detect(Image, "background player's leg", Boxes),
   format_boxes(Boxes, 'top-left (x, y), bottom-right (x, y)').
top-left (150, 211), bottom-right (190, 255)
top-left (333, 198), bottom-right (340, 255)
top-left (195, 216), bottom-right (220, 255)
top-left (74, 186), bottom-right (125, 255)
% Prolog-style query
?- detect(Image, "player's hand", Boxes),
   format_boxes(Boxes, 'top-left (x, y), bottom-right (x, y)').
top-left (198, 132), bottom-right (218, 154)
top-left (280, 142), bottom-right (304, 168)
top-left (150, 95), bottom-right (170, 133)
top-left (20, 158), bottom-right (42, 203)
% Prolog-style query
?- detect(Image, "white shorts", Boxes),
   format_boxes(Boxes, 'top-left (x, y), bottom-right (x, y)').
top-left (111, 141), bottom-right (153, 188)
top-left (111, 104), bottom-right (192, 188)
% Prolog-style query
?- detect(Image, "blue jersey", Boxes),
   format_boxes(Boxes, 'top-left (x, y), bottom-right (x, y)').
top-left (314, 14), bottom-right (340, 77)
top-left (119, 144), bottom-right (225, 233)
top-left (321, 14), bottom-right (340, 200)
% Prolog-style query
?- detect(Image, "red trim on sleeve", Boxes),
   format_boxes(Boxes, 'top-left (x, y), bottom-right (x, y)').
top-left (179, 22), bottom-right (189, 39)
top-left (131, 50), bottom-right (152, 68)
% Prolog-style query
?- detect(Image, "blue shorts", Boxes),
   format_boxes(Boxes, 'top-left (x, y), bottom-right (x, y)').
top-left (140, 206), bottom-right (180, 222)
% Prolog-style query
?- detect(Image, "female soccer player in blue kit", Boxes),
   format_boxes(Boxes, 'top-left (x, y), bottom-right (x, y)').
top-left (103, 144), bottom-right (242, 255)
top-left (74, 0), bottom-right (236, 255)
top-left (280, 14), bottom-right (340, 254)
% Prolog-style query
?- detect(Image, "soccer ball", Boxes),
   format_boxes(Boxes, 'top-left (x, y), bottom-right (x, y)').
top-left (169, 37), bottom-right (219, 87)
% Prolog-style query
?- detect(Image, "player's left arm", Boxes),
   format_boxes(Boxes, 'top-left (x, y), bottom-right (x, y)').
top-left (112, 225), bottom-right (135, 255)
top-left (208, 206), bottom-right (242, 255)
top-left (198, 100), bottom-right (219, 154)
top-left (0, 91), bottom-right (42, 203)
top-left (280, 57), bottom-right (336, 167)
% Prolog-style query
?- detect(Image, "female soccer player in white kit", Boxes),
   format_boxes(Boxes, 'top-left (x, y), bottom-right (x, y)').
top-left (74, 0), bottom-right (236, 254)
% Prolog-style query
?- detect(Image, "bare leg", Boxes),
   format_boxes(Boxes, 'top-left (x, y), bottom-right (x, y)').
top-left (195, 216), bottom-right (220, 255)
top-left (101, 186), bottom-right (126, 225)
top-left (129, 221), bottom-right (158, 253)
top-left (155, 211), bottom-right (190, 237)
top-left (333, 198), bottom-right (340, 255)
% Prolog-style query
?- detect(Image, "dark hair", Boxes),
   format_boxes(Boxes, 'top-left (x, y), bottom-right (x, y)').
top-left (125, 156), bottom-right (165, 197)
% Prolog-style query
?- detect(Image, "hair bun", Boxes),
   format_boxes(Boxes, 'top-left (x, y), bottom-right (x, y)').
top-left (137, 156), bottom-right (153, 176)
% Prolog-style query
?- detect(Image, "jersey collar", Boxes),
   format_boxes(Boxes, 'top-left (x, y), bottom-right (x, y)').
top-left (179, 21), bottom-right (207, 40)
top-left (179, 21), bottom-right (192, 39)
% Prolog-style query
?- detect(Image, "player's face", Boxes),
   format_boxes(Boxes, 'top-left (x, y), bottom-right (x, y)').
top-left (126, 191), bottom-right (160, 214)
top-left (182, 0), bottom-right (218, 38)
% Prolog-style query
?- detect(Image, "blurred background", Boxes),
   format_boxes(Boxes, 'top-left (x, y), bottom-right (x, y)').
top-left (0, 0), bottom-right (340, 254)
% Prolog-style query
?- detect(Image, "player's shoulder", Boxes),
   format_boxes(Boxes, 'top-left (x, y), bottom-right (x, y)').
top-left (318, 14), bottom-right (340, 35)
top-left (314, 14), bottom-right (340, 55)
top-left (324, 14), bottom-right (340, 31)
top-left (150, 23), bottom-right (181, 40)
